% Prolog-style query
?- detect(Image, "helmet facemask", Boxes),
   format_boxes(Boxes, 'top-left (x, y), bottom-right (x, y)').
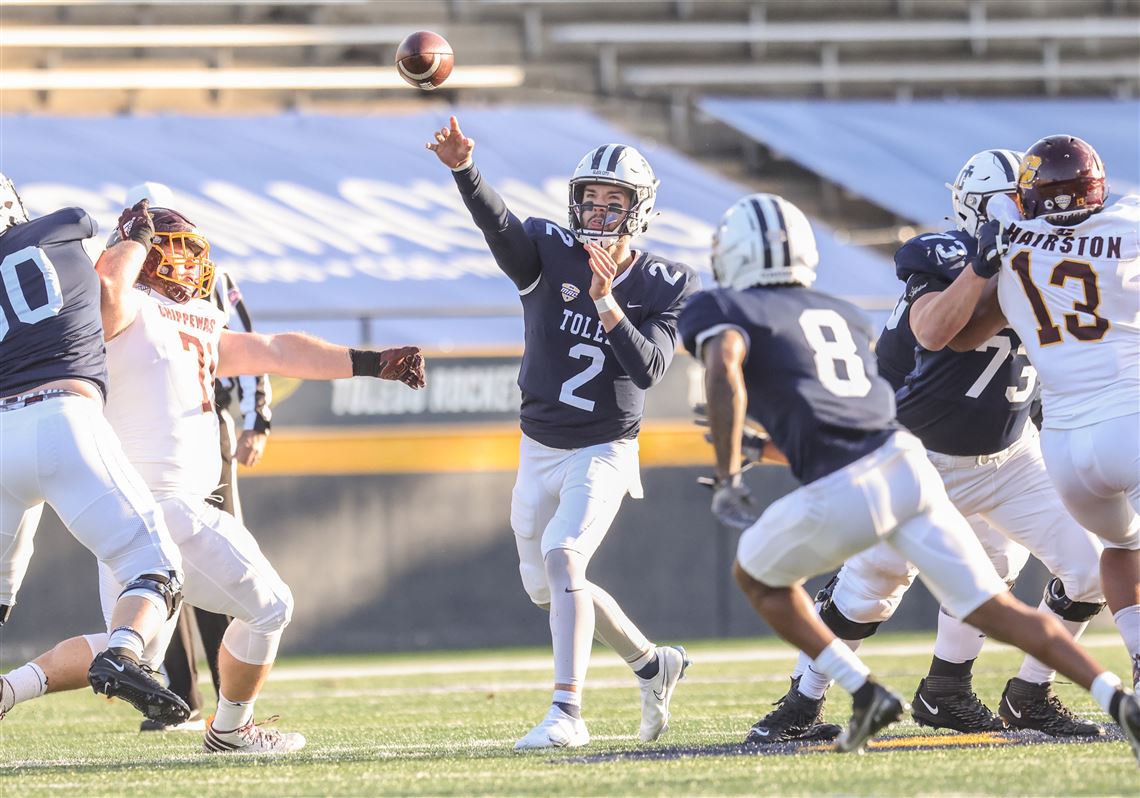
top-left (567, 144), bottom-right (659, 247)
top-left (0, 173), bottom-right (30, 236)
top-left (946, 150), bottom-right (1022, 238)
top-left (140, 225), bottom-right (215, 305)
top-left (569, 182), bottom-right (642, 247)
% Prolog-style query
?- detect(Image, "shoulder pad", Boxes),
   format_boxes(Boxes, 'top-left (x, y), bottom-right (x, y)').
top-left (894, 230), bottom-right (975, 283)
top-left (24, 207), bottom-right (98, 246)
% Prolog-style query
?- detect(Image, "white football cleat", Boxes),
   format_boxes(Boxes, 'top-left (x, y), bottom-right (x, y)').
top-left (514, 704), bottom-right (590, 751)
top-left (203, 716), bottom-right (306, 754)
top-left (638, 645), bottom-right (691, 742)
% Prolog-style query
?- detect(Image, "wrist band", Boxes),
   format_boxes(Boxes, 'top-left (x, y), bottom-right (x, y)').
top-left (451, 159), bottom-right (474, 172)
top-left (594, 294), bottom-right (620, 314)
top-left (349, 349), bottom-right (382, 377)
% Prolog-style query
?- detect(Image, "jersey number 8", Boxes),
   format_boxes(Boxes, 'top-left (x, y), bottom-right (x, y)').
top-left (798, 309), bottom-right (873, 398)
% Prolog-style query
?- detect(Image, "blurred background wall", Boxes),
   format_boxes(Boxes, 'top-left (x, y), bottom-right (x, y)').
top-left (1, 0), bottom-right (1136, 659)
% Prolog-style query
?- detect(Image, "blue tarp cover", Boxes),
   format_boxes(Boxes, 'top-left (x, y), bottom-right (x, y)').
top-left (1, 108), bottom-right (895, 346)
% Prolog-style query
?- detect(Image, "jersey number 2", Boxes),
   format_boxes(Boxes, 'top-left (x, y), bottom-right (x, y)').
top-left (559, 343), bottom-right (605, 412)
top-left (0, 246), bottom-right (64, 342)
top-left (798, 309), bottom-right (873, 398)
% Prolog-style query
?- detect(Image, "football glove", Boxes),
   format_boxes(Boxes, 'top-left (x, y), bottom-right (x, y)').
top-left (116, 199), bottom-right (154, 247)
top-left (377, 346), bottom-right (426, 389)
top-left (973, 219), bottom-right (1009, 279)
top-left (710, 474), bottom-right (759, 531)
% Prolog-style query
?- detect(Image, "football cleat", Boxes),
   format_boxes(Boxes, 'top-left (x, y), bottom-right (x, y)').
top-left (745, 677), bottom-right (842, 745)
top-left (87, 650), bottom-right (190, 725)
top-left (638, 645), bottom-right (691, 742)
top-left (140, 709), bottom-right (206, 732)
top-left (1114, 691), bottom-right (1140, 765)
top-left (0, 676), bottom-right (12, 721)
top-left (204, 715), bottom-right (306, 754)
top-left (514, 704), bottom-right (590, 751)
top-left (1131, 654), bottom-right (1139, 693)
top-left (999, 678), bottom-right (1104, 737)
top-left (911, 676), bottom-right (1006, 733)
top-left (834, 681), bottom-right (905, 754)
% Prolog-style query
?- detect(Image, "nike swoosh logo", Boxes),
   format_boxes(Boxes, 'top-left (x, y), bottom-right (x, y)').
top-left (918, 694), bottom-right (939, 715)
top-left (1004, 696), bottom-right (1022, 719)
top-left (753, 728), bottom-right (770, 736)
top-left (109, 660), bottom-right (126, 673)
top-left (628, 303), bottom-right (642, 308)
top-left (564, 587), bottom-right (584, 593)
top-left (653, 660), bottom-right (669, 701)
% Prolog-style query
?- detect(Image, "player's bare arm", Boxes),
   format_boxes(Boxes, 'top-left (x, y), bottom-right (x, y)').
top-left (95, 201), bottom-right (154, 340)
top-left (217, 330), bottom-right (425, 388)
top-left (908, 270), bottom-right (994, 351)
top-left (947, 278), bottom-right (1008, 352)
top-left (701, 330), bottom-right (749, 481)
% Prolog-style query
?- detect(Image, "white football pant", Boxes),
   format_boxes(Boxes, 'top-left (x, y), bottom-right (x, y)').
top-left (510, 433), bottom-right (642, 606)
top-left (1040, 412), bottom-right (1140, 550)
top-left (99, 494), bottom-right (293, 667)
top-left (737, 431), bottom-right (1007, 621)
top-left (0, 393), bottom-right (180, 609)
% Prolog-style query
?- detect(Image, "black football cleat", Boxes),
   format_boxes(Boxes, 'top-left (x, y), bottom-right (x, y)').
top-left (834, 681), bottom-right (905, 754)
top-left (88, 650), bottom-right (190, 725)
top-left (999, 677), bottom-right (1103, 737)
top-left (911, 676), bottom-right (1005, 733)
top-left (1114, 691), bottom-right (1140, 766)
top-left (745, 677), bottom-right (841, 745)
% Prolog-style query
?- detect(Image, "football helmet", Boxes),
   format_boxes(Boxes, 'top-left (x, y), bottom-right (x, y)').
top-left (138, 207), bottom-right (215, 304)
top-left (568, 144), bottom-right (658, 246)
top-left (0, 173), bottom-right (30, 236)
top-left (1017, 135), bottom-right (1107, 224)
top-left (946, 149), bottom-right (1022, 237)
top-left (711, 193), bottom-right (819, 290)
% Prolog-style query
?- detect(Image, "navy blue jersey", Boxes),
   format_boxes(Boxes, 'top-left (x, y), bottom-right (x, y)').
top-left (874, 296), bottom-right (917, 393)
top-left (0, 208), bottom-right (108, 398)
top-left (516, 218), bottom-right (698, 447)
top-left (453, 164), bottom-right (699, 449)
top-left (890, 230), bottom-right (1040, 456)
top-left (679, 285), bottom-right (897, 485)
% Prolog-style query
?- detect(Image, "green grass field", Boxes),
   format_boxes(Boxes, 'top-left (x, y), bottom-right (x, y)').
top-left (1, 632), bottom-right (1135, 797)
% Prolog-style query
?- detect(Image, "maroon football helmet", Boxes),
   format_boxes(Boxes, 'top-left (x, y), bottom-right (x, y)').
top-left (138, 207), bottom-right (215, 304)
top-left (1017, 135), bottom-right (1107, 224)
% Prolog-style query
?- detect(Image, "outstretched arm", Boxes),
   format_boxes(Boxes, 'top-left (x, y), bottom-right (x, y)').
top-left (95, 201), bottom-right (154, 340)
top-left (218, 330), bottom-right (425, 388)
top-left (426, 116), bottom-right (541, 291)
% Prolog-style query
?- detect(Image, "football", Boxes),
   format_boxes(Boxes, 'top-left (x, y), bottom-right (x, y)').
top-left (395, 30), bottom-right (454, 91)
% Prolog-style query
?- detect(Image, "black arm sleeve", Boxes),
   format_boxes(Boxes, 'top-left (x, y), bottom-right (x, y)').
top-left (452, 164), bottom-right (542, 291)
top-left (606, 315), bottom-right (680, 390)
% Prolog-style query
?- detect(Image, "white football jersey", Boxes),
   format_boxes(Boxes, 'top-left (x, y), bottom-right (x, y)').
top-left (104, 289), bottom-right (226, 498)
top-left (994, 194), bottom-right (1140, 429)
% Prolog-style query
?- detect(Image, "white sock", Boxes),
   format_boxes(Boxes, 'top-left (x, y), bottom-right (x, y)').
top-left (931, 608), bottom-right (986, 664)
top-left (1090, 671), bottom-right (1122, 716)
top-left (1017, 599), bottom-right (1087, 684)
top-left (791, 650), bottom-right (813, 681)
top-left (107, 626), bottom-right (146, 661)
top-left (799, 638), bottom-right (860, 699)
top-left (212, 692), bottom-right (255, 732)
top-left (552, 689), bottom-right (580, 708)
top-left (811, 639), bottom-right (871, 696)
top-left (591, 585), bottom-right (653, 670)
top-left (1112, 604), bottom-right (1140, 674)
top-left (1, 663), bottom-right (48, 712)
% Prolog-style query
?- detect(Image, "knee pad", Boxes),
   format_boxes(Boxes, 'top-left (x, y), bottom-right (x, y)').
top-left (518, 562), bottom-right (550, 606)
top-left (819, 593), bottom-right (882, 640)
top-left (222, 619), bottom-right (283, 666)
top-left (1044, 576), bottom-right (1106, 622)
top-left (119, 571), bottom-right (183, 620)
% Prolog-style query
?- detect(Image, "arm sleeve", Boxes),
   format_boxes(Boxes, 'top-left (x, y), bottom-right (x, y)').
top-left (219, 273), bottom-right (273, 432)
top-left (608, 277), bottom-right (700, 390)
top-left (452, 164), bottom-right (542, 292)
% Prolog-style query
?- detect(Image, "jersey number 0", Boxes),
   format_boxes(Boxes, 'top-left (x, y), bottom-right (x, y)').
top-left (0, 246), bottom-right (64, 341)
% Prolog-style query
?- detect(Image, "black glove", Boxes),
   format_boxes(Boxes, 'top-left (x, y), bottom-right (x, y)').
top-left (116, 199), bottom-right (154, 247)
top-left (973, 219), bottom-right (1009, 278)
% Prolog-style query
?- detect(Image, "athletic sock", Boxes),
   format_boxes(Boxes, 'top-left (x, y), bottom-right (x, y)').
top-left (634, 652), bottom-right (660, 681)
top-left (812, 639), bottom-right (871, 696)
top-left (1112, 605), bottom-right (1140, 680)
top-left (928, 656), bottom-right (975, 679)
top-left (1090, 672), bottom-right (1123, 716)
top-left (106, 626), bottom-right (146, 663)
top-left (1, 663), bottom-right (48, 712)
top-left (931, 607), bottom-right (986, 666)
top-left (212, 692), bottom-right (255, 732)
top-left (1018, 599), bottom-right (1087, 684)
top-left (799, 638), bottom-right (860, 699)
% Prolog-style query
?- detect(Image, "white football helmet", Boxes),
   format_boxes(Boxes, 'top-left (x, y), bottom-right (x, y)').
top-left (946, 149), bottom-right (1022, 237)
top-left (568, 144), bottom-right (658, 246)
top-left (0, 172), bottom-right (30, 236)
top-left (710, 193), bottom-right (819, 290)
